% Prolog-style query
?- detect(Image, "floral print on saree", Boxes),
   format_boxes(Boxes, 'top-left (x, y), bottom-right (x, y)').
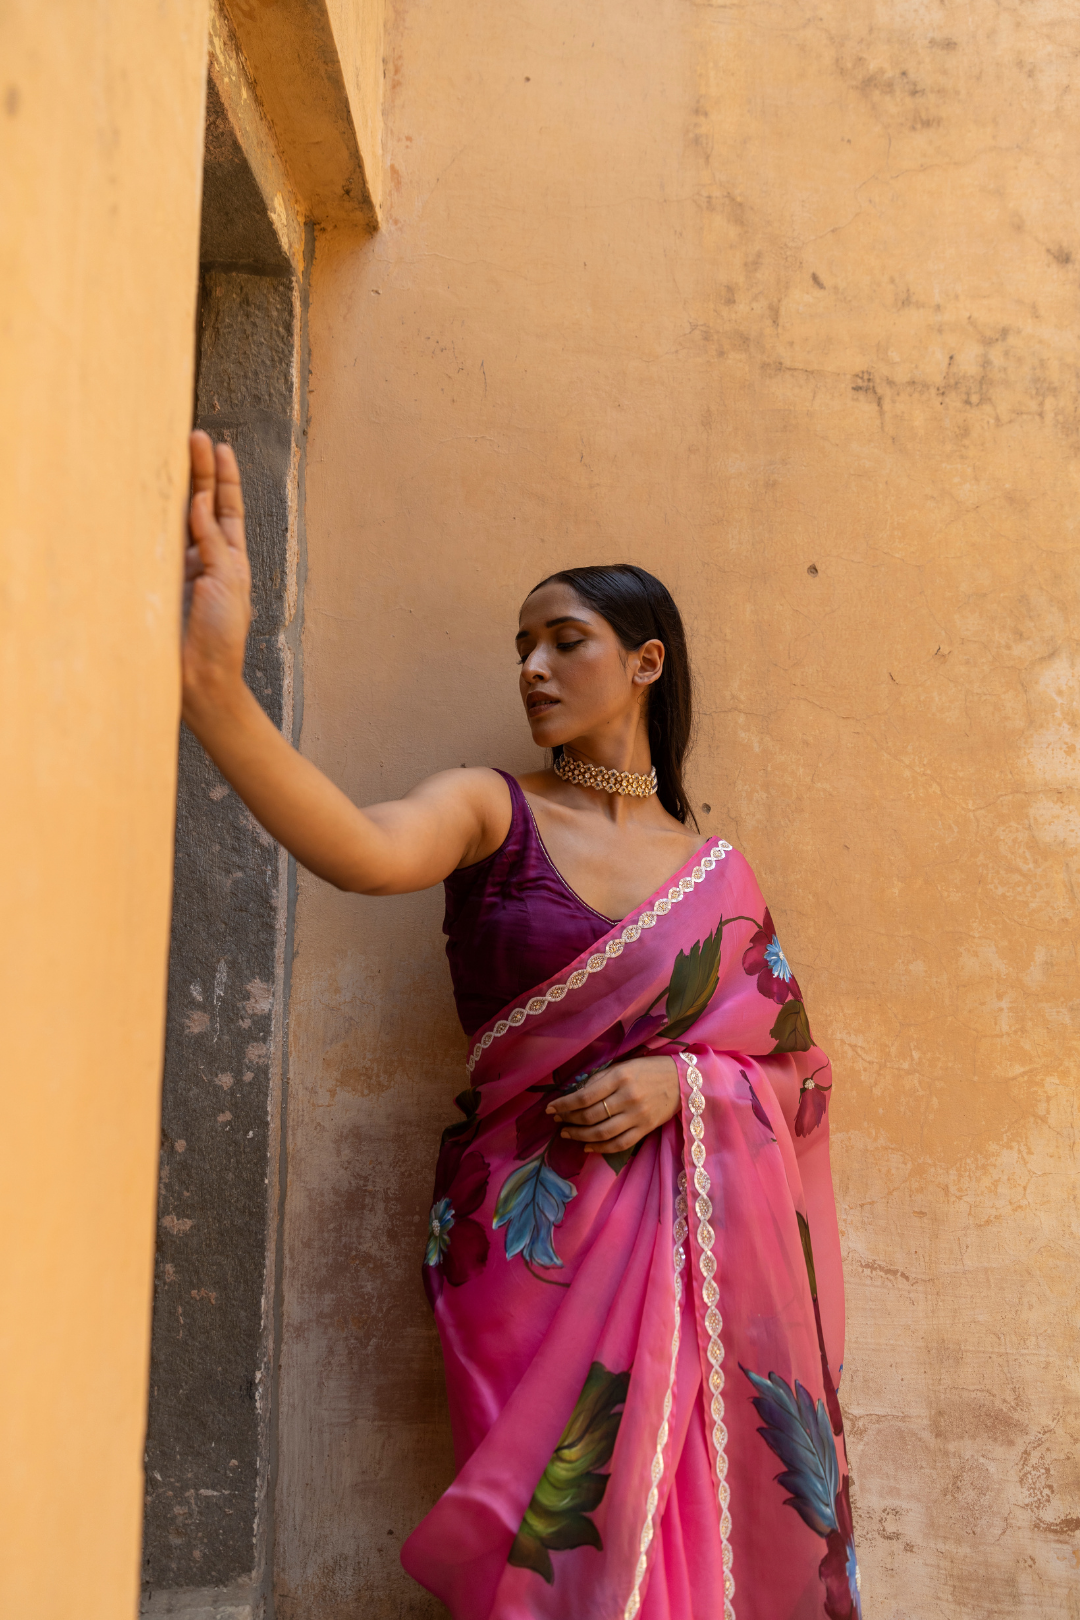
top-left (404, 839), bottom-right (860, 1620)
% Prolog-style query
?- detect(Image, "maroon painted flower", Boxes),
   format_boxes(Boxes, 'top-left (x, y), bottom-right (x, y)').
top-left (741, 1068), bottom-right (775, 1138)
top-left (742, 909), bottom-right (802, 1005)
top-left (820, 1475), bottom-right (862, 1620)
top-left (795, 1064), bottom-right (832, 1137)
top-left (423, 1142), bottom-right (490, 1303)
top-left (515, 1087), bottom-right (587, 1178)
top-left (552, 1027), bottom-right (626, 1089)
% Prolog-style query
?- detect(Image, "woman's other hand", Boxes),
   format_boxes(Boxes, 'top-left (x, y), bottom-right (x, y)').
top-left (182, 430), bottom-right (253, 721)
top-left (546, 1055), bottom-right (680, 1155)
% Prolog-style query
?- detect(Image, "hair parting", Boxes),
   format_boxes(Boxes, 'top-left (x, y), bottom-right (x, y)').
top-left (527, 563), bottom-right (698, 828)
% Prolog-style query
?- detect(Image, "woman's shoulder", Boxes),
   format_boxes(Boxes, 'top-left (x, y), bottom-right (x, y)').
top-left (407, 764), bottom-right (514, 805)
top-left (513, 766), bottom-right (555, 797)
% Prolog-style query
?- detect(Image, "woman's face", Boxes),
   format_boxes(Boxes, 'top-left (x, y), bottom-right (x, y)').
top-left (516, 581), bottom-right (663, 751)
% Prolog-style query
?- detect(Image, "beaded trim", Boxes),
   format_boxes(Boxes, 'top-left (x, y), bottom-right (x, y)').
top-left (684, 1051), bottom-right (736, 1616)
top-left (554, 752), bottom-right (658, 798)
top-left (464, 841), bottom-right (732, 1074)
top-left (623, 1172), bottom-right (689, 1619)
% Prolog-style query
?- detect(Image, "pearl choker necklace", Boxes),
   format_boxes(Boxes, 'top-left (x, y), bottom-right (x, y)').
top-left (554, 752), bottom-right (658, 798)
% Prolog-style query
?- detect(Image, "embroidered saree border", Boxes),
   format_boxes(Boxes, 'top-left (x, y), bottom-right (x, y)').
top-left (685, 1051), bottom-right (736, 1617)
top-left (465, 840), bottom-right (733, 1075)
top-left (622, 1172), bottom-right (689, 1620)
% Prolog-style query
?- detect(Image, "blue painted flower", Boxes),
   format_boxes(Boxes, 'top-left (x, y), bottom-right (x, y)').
top-left (742, 908), bottom-right (803, 1005)
top-left (423, 1147), bottom-right (491, 1304)
top-left (845, 1539), bottom-right (862, 1614)
top-left (425, 1197), bottom-right (455, 1266)
top-left (494, 1155), bottom-right (577, 1268)
top-left (764, 936), bottom-right (792, 982)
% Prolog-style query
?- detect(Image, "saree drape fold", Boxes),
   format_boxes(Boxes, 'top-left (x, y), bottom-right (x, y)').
top-left (403, 841), bottom-right (861, 1620)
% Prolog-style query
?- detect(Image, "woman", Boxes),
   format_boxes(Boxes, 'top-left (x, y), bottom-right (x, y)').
top-left (183, 432), bottom-right (861, 1620)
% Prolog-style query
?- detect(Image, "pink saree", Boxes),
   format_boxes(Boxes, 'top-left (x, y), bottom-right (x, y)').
top-left (402, 839), bottom-right (861, 1620)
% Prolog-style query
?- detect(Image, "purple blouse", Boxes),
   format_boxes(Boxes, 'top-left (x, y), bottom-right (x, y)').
top-left (443, 771), bottom-right (613, 1037)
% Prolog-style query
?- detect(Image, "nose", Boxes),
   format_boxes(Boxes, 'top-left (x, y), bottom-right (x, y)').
top-left (520, 646), bottom-right (549, 683)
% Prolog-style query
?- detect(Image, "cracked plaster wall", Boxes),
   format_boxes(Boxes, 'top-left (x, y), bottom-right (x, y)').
top-left (280, 0), bottom-right (1080, 1615)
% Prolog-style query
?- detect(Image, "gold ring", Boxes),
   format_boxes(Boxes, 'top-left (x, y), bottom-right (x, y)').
top-left (602, 1100), bottom-right (611, 1119)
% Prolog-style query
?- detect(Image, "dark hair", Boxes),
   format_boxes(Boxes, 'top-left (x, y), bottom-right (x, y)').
top-left (527, 564), bottom-right (697, 828)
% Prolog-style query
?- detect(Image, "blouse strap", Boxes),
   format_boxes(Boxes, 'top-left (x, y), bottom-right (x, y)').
top-left (492, 768), bottom-right (530, 839)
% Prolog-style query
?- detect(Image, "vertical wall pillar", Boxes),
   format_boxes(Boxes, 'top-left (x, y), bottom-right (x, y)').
top-left (140, 5), bottom-right (379, 1612)
top-left (142, 62), bottom-right (306, 1620)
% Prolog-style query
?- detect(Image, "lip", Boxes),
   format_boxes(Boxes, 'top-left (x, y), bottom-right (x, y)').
top-left (525, 694), bottom-right (560, 717)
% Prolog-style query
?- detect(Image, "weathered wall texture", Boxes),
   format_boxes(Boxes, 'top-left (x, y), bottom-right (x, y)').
top-left (281, 0), bottom-right (1080, 1616)
top-left (0, 2), bottom-right (210, 1616)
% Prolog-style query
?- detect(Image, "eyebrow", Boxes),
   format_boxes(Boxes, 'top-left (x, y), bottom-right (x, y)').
top-left (515, 616), bottom-right (591, 641)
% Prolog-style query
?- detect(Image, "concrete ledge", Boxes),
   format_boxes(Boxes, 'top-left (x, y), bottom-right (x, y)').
top-left (222, 0), bottom-right (380, 230)
top-left (141, 1582), bottom-right (259, 1619)
top-left (209, 3), bottom-right (307, 275)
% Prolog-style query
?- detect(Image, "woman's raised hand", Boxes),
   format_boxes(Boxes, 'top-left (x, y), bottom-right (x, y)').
top-left (546, 1055), bottom-right (681, 1155)
top-left (173, 430), bottom-right (505, 894)
top-left (182, 431), bottom-right (253, 720)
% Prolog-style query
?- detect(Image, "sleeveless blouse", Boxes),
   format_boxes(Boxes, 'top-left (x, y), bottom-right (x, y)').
top-left (442, 771), bottom-right (613, 1036)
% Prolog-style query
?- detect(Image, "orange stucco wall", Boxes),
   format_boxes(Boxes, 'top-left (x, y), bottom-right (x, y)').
top-left (282, 0), bottom-right (1080, 1616)
top-left (0, 3), bottom-right (209, 1614)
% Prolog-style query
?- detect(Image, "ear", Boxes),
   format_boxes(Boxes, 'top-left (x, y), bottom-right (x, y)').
top-left (632, 638), bottom-right (665, 687)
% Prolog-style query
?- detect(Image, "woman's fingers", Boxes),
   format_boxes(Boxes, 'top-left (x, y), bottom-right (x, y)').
top-left (189, 428), bottom-right (218, 496)
top-left (181, 431), bottom-right (254, 711)
top-left (558, 1096), bottom-right (616, 1128)
top-left (188, 434), bottom-right (232, 574)
top-left (559, 1112), bottom-right (625, 1142)
top-left (548, 1057), bottom-right (680, 1156)
top-left (561, 1109), bottom-right (645, 1154)
top-left (188, 433), bottom-right (250, 574)
top-left (586, 1129), bottom-right (639, 1156)
top-left (547, 1072), bottom-right (616, 1119)
top-left (557, 1082), bottom-right (640, 1142)
top-left (213, 441), bottom-right (247, 552)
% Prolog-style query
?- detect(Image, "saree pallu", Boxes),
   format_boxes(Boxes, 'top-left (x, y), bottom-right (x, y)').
top-left (403, 840), bottom-right (861, 1620)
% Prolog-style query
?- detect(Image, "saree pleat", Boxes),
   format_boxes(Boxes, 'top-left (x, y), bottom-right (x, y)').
top-left (639, 1398), bottom-right (730, 1620)
top-left (403, 841), bottom-right (861, 1620)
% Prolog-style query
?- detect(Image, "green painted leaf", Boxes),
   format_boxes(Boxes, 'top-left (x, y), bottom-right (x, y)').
top-left (602, 1141), bottom-right (641, 1176)
top-left (508, 1361), bottom-right (629, 1584)
top-left (440, 1086), bottom-right (482, 1149)
top-left (769, 998), bottom-right (812, 1053)
top-left (656, 923), bottom-right (723, 1042)
top-left (507, 1531), bottom-right (553, 1583)
top-left (797, 1210), bottom-right (818, 1300)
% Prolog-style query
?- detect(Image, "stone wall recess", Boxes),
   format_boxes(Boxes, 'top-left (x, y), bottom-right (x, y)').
top-left (141, 6), bottom-right (339, 1612)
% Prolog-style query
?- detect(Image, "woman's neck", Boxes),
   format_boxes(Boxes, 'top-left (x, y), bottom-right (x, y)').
top-left (561, 718), bottom-right (652, 779)
top-left (550, 726), bottom-right (664, 827)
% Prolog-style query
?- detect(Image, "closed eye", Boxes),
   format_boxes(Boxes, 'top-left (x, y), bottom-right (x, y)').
top-left (516, 635), bottom-right (587, 664)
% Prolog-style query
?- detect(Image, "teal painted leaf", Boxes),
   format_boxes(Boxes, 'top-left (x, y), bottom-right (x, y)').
top-left (744, 1366), bottom-right (839, 1537)
top-left (493, 1155), bottom-right (576, 1267)
top-left (508, 1361), bottom-right (630, 1584)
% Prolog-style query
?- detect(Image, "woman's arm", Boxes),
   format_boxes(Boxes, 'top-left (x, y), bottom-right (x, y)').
top-left (182, 432), bottom-right (506, 893)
